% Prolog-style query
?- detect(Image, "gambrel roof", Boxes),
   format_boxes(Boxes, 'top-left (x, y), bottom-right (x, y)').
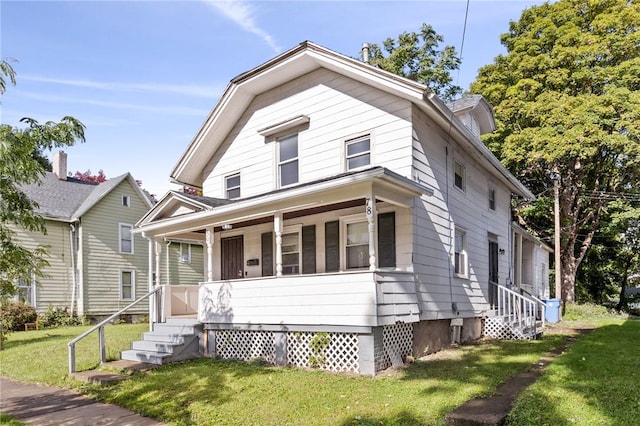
top-left (21, 172), bottom-right (154, 222)
top-left (171, 40), bottom-right (534, 200)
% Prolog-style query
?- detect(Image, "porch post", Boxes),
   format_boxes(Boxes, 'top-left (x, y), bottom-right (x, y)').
top-left (205, 227), bottom-right (214, 282)
top-left (143, 233), bottom-right (154, 330)
top-left (515, 233), bottom-right (523, 287)
top-left (274, 213), bottom-right (283, 277)
top-left (366, 197), bottom-right (376, 271)
top-left (154, 239), bottom-right (163, 322)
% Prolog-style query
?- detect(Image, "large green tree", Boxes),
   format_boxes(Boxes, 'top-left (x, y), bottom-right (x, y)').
top-left (471, 0), bottom-right (640, 303)
top-left (0, 60), bottom-right (86, 299)
top-left (368, 23), bottom-right (462, 101)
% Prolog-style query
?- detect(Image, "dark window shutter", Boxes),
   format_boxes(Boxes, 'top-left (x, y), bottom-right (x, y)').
top-left (261, 232), bottom-right (273, 277)
top-left (302, 225), bottom-right (316, 274)
top-left (325, 221), bottom-right (340, 272)
top-left (378, 212), bottom-right (396, 268)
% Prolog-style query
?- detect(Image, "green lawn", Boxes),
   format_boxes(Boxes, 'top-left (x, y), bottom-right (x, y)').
top-left (1, 308), bottom-right (637, 426)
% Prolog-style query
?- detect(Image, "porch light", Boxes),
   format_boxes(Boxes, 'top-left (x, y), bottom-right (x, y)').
top-left (221, 224), bottom-right (233, 230)
top-left (499, 248), bottom-right (505, 255)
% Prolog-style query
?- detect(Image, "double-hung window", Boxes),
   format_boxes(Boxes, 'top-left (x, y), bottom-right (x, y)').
top-left (345, 135), bottom-right (370, 171)
top-left (281, 229), bottom-right (300, 275)
top-left (488, 187), bottom-right (496, 211)
top-left (454, 160), bottom-right (465, 191)
top-left (120, 270), bottom-right (134, 300)
top-left (179, 243), bottom-right (191, 263)
top-left (278, 133), bottom-right (299, 187)
top-left (346, 221), bottom-right (369, 269)
top-left (225, 173), bottom-right (240, 199)
top-left (454, 228), bottom-right (467, 277)
top-left (119, 224), bottom-right (134, 254)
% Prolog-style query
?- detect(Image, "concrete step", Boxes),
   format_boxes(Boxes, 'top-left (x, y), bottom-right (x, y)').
top-left (131, 340), bottom-right (182, 353)
top-left (121, 349), bottom-right (173, 365)
top-left (153, 323), bottom-right (201, 335)
top-left (141, 331), bottom-right (186, 343)
top-left (164, 317), bottom-right (199, 325)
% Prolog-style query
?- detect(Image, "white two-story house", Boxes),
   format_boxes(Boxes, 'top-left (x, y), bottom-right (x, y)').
top-left (132, 41), bottom-right (545, 375)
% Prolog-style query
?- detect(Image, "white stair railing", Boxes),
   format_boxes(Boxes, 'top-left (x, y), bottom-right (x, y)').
top-left (495, 284), bottom-right (541, 333)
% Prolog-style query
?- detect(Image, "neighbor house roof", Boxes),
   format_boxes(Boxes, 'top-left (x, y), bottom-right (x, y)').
top-left (21, 172), bottom-right (154, 222)
top-left (170, 40), bottom-right (534, 200)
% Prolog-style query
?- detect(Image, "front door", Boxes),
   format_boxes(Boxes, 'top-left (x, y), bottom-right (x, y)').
top-left (221, 236), bottom-right (244, 280)
top-left (488, 240), bottom-right (499, 308)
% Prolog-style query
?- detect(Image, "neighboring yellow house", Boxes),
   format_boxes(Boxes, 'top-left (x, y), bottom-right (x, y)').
top-left (14, 151), bottom-right (203, 321)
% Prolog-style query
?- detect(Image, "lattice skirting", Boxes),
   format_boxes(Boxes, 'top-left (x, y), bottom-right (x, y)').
top-left (288, 332), bottom-right (359, 373)
top-left (215, 329), bottom-right (276, 364)
top-left (375, 323), bottom-right (413, 371)
top-left (483, 317), bottom-right (533, 340)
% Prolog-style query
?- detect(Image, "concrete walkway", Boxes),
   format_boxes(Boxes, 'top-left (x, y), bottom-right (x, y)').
top-left (0, 377), bottom-right (166, 425)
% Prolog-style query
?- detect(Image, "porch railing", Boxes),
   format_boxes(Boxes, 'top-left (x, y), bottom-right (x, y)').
top-left (494, 283), bottom-right (545, 331)
top-left (67, 286), bottom-right (162, 374)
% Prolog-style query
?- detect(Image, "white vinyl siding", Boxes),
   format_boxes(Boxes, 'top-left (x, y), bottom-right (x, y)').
top-left (120, 269), bottom-right (134, 300)
top-left (119, 223), bottom-right (134, 254)
top-left (201, 68), bottom-right (412, 198)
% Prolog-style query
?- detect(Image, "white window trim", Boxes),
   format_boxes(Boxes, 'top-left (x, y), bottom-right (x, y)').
top-left (454, 227), bottom-right (468, 278)
top-left (488, 186), bottom-right (496, 211)
top-left (179, 243), bottom-right (191, 263)
top-left (225, 172), bottom-right (241, 199)
top-left (277, 132), bottom-right (299, 189)
top-left (119, 223), bottom-right (134, 254)
top-left (340, 213), bottom-right (370, 271)
top-left (122, 195), bottom-right (130, 207)
top-left (454, 158), bottom-right (466, 192)
top-left (281, 224), bottom-right (302, 275)
top-left (344, 134), bottom-right (372, 172)
top-left (120, 269), bottom-right (135, 301)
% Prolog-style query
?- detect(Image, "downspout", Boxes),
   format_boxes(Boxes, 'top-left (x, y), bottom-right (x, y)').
top-left (69, 223), bottom-right (77, 315)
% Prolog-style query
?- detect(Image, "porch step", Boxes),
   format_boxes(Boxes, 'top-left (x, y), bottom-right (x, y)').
top-left (120, 318), bottom-right (202, 365)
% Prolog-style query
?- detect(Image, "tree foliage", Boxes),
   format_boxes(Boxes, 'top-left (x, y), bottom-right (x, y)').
top-left (0, 59), bottom-right (86, 299)
top-left (368, 23), bottom-right (462, 101)
top-left (471, 0), bottom-right (640, 303)
top-left (73, 169), bottom-right (107, 183)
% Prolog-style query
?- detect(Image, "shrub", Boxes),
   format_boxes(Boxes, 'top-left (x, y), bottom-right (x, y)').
top-left (0, 301), bottom-right (38, 332)
top-left (39, 305), bottom-right (84, 328)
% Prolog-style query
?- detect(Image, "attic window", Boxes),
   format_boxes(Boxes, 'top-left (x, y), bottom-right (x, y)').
top-left (258, 115), bottom-right (309, 137)
top-left (122, 195), bottom-right (130, 207)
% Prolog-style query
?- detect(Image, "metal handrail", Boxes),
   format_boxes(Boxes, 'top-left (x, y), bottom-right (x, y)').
top-left (67, 286), bottom-right (162, 374)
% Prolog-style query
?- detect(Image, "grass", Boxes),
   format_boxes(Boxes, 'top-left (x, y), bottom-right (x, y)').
top-left (0, 323), bottom-right (147, 387)
top-left (506, 306), bottom-right (640, 426)
top-left (0, 413), bottom-right (26, 425)
top-left (1, 306), bottom-right (636, 425)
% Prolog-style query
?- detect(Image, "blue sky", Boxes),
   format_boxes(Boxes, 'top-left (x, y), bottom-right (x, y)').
top-left (2, 0), bottom-right (545, 198)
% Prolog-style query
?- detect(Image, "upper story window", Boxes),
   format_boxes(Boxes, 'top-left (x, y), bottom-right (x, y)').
top-left (488, 187), bottom-right (496, 211)
top-left (345, 135), bottom-right (370, 171)
top-left (454, 228), bottom-right (467, 277)
top-left (454, 160), bottom-right (465, 191)
top-left (119, 223), bottom-right (134, 254)
top-left (225, 173), bottom-right (240, 199)
top-left (278, 133), bottom-right (299, 187)
top-left (122, 195), bottom-right (130, 207)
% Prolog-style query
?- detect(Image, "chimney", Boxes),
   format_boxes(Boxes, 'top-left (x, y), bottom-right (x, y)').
top-left (361, 43), bottom-right (369, 64)
top-left (53, 150), bottom-right (67, 180)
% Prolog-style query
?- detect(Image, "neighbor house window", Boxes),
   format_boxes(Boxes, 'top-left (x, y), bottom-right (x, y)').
top-left (120, 270), bottom-right (134, 300)
top-left (454, 160), bottom-right (465, 191)
top-left (15, 274), bottom-right (36, 306)
top-left (345, 135), bottom-right (370, 171)
top-left (278, 133), bottom-right (298, 187)
top-left (225, 173), bottom-right (240, 199)
top-left (122, 195), bottom-right (130, 207)
top-left (281, 230), bottom-right (300, 275)
top-left (346, 220), bottom-right (369, 269)
top-left (179, 243), bottom-right (191, 263)
top-left (454, 229), bottom-right (467, 276)
top-left (119, 223), bottom-right (134, 254)
top-left (488, 188), bottom-right (496, 210)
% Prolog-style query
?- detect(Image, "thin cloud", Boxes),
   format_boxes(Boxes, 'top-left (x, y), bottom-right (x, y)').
top-left (204, 0), bottom-right (282, 53)
top-left (21, 75), bottom-right (222, 98)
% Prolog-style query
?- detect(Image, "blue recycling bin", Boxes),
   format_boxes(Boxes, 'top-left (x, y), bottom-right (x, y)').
top-left (544, 298), bottom-right (561, 323)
